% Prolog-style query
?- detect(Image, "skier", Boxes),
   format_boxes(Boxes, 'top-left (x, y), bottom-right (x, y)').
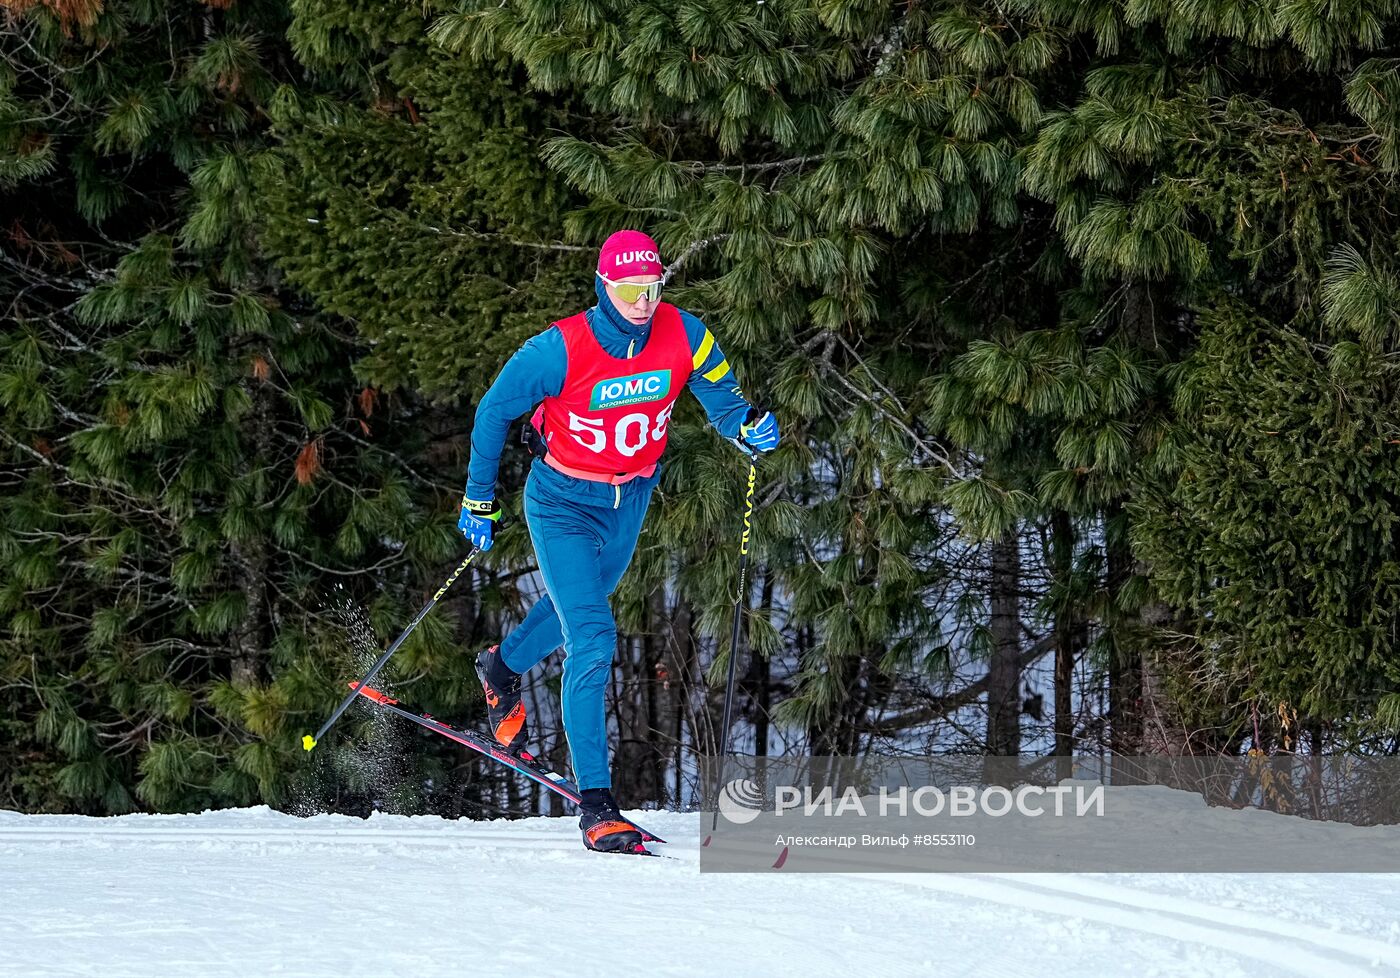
top-left (458, 230), bottom-right (780, 853)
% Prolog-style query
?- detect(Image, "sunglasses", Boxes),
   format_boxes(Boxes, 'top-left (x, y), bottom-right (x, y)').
top-left (598, 273), bottom-right (663, 304)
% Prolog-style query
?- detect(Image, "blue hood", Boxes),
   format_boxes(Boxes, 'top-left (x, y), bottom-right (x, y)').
top-left (587, 274), bottom-right (652, 357)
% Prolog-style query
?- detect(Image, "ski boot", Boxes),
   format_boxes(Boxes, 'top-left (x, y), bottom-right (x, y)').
top-left (475, 645), bottom-right (527, 754)
top-left (578, 787), bottom-right (648, 854)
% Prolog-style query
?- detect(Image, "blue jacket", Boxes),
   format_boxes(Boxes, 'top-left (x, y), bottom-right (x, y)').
top-left (466, 281), bottom-right (751, 499)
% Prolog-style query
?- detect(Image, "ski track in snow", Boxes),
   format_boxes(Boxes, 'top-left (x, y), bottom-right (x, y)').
top-left (1, 807), bottom-right (1397, 978)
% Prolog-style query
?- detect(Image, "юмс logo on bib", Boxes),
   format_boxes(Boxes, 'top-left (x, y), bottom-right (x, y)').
top-left (590, 370), bottom-right (672, 410)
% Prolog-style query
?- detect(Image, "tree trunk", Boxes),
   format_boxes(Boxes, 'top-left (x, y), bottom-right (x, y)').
top-left (663, 596), bottom-right (694, 807)
top-left (1051, 511), bottom-right (1079, 764)
top-left (1107, 507), bottom-right (1142, 758)
top-left (229, 380), bottom-right (273, 687)
top-left (1137, 593), bottom-right (1190, 755)
top-left (810, 654), bottom-right (861, 755)
top-left (612, 621), bottom-right (667, 807)
top-left (751, 573), bottom-right (774, 758)
top-left (986, 533), bottom-right (1022, 756)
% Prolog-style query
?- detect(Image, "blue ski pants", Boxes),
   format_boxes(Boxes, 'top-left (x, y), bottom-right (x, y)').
top-left (496, 458), bottom-right (659, 790)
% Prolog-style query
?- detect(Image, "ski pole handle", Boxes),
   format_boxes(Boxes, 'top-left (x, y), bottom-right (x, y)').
top-left (303, 548), bottom-right (479, 752)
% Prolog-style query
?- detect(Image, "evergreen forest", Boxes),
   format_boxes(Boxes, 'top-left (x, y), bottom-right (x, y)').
top-left (6, 0), bottom-right (1400, 817)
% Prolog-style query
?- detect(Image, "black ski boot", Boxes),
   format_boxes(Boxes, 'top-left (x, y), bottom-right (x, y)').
top-left (578, 787), bottom-right (647, 854)
top-left (475, 645), bottom-right (527, 754)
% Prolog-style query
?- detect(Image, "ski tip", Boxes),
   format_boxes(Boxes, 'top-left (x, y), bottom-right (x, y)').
top-left (302, 735), bottom-right (317, 752)
top-left (701, 834), bottom-right (712, 848)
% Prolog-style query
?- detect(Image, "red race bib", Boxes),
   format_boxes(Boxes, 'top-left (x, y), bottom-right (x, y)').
top-left (534, 304), bottom-right (692, 476)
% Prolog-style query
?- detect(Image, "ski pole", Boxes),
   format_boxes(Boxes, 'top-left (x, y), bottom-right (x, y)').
top-left (715, 459), bottom-right (757, 786)
top-left (302, 547), bottom-right (479, 752)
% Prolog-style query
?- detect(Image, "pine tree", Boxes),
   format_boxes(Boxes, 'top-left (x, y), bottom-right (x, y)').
top-left (953, 0), bottom-right (1400, 748)
top-left (0, 0), bottom-right (456, 813)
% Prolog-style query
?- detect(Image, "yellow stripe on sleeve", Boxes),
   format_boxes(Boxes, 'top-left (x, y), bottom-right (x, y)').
top-left (702, 358), bottom-right (731, 383)
top-left (692, 329), bottom-right (715, 371)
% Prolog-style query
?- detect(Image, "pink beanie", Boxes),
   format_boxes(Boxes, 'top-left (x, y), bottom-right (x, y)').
top-left (598, 230), bottom-right (664, 279)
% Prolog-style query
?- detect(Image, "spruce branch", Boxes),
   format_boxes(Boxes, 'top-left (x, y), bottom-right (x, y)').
top-left (814, 353), bottom-right (962, 477)
top-left (859, 628), bottom-right (1056, 736)
top-left (403, 219), bottom-right (591, 252)
top-left (332, 428), bottom-right (461, 497)
top-left (685, 155), bottom-right (829, 174)
top-left (662, 233), bottom-right (731, 284)
top-left (269, 545), bottom-right (407, 578)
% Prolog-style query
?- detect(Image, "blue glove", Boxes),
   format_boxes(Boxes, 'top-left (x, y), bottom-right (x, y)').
top-left (736, 408), bottom-right (780, 455)
top-left (458, 496), bottom-right (501, 551)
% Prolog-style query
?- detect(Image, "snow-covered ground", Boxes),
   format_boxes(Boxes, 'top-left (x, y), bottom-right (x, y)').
top-left (3, 805), bottom-right (1399, 978)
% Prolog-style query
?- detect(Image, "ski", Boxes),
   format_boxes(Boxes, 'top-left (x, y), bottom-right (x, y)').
top-left (348, 682), bottom-right (667, 848)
